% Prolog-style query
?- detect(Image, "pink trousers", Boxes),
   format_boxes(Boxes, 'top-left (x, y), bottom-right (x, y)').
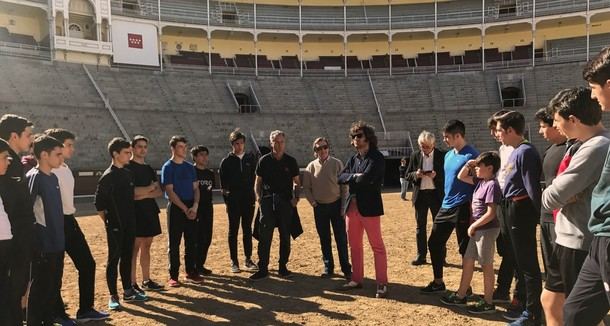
top-left (346, 201), bottom-right (388, 285)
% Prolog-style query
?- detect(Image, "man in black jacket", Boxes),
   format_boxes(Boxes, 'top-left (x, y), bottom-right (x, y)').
top-left (0, 114), bottom-right (35, 326)
top-left (405, 130), bottom-right (445, 266)
top-left (338, 121), bottom-right (388, 299)
top-left (219, 130), bottom-right (259, 273)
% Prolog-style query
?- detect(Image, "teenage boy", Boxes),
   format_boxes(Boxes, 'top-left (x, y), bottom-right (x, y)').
top-left (161, 136), bottom-right (201, 287)
top-left (250, 130), bottom-right (300, 281)
top-left (0, 114), bottom-right (35, 326)
top-left (26, 135), bottom-right (65, 325)
top-left (302, 137), bottom-right (352, 279)
top-left (95, 137), bottom-right (147, 311)
top-left (191, 145), bottom-right (215, 276)
top-left (219, 130), bottom-right (258, 273)
top-left (494, 111), bottom-right (543, 326)
top-left (540, 87), bottom-right (609, 326)
top-left (128, 135), bottom-right (164, 292)
top-left (563, 46), bottom-right (610, 326)
top-left (45, 128), bottom-right (109, 323)
top-left (0, 139), bottom-right (14, 323)
top-left (441, 151), bottom-right (502, 314)
top-left (421, 120), bottom-right (479, 294)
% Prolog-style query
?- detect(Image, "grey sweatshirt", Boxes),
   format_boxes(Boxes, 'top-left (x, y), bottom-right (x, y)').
top-left (542, 132), bottom-right (610, 251)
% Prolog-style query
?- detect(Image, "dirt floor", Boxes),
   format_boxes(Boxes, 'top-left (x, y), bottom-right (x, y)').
top-left (62, 193), bottom-right (518, 325)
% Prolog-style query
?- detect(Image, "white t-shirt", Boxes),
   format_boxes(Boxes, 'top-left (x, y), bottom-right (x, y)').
top-left (498, 144), bottom-right (515, 191)
top-left (52, 163), bottom-right (76, 215)
top-left (420, 151), bottom-right (436, 190)
top-left (0, 196), bottom-right (12, 240)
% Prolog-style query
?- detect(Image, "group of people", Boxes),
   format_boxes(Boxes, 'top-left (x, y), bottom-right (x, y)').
top-left (2, 48), bottom-right (610, 326)
top-left (398, 47), bottom-right (610, 326)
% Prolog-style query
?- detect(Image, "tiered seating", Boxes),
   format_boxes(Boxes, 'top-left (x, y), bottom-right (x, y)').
top-left (281, 55), bottom-right (299, 69)
top-left (235, 54), bottom-right (254, 68)
top-left (371, 55), bottom-right (389, 68)
top-left (170, 51), bottom-right (208, 66)
top-left (437, 52), bottom-right (452, 66)
top-left (391, 55), bottom-right (407, 68)
top-left (416, 52), bottom-right (434, 66)
top-left (463, 49), bottom-right (482, 64)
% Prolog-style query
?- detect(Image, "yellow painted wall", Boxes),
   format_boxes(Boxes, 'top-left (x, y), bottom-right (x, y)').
top-left (485, 30), bottom-right (532, 52)
top-left (257, 39), bottom-right (299, 59)
top-left (0, 10), bottom-right (47, 41)
top-left (161, 34), bottom-right (208, 55)
top-left (302, 39), bottom-right (343, 60)
top-left (211, 38), bottom-right (255, 57)
top-left (55, 49), bottom-right (111, 65)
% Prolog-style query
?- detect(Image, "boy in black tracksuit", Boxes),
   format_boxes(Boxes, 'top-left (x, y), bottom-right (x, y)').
top-left (0, 114), bottom-right (35, 326)
top-left (191, 146), bottom-right (215, 275)
top-left (219, 130), bottom-right (258, 272)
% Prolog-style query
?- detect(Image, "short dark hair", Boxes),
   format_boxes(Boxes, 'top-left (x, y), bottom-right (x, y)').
top-left (32, 135), bottom-right (63, 159)
top-left (495, 111), bottom-right (525, 135)
top-left (475, 151), bottom-right (501, 174)
top-left (583, 47), bottom-right (610, 86)
top-left (534, 107), bottom-right (554, 126)
top-left (107, 137), bottom-right (131, 158)
top-left (547, 87), bottom-right (602, 126)
top-left (443, 120), bottom-right (466, 137)
top-left (190, 145), bottom-right (209, 158)
top-left (487, 110), bottom-right (511, 130)
top-left (350, 121), bottom-right (378, 149)
top-left (229, 129), bottom-right (246, 144)
top-left (0, 139), bottom-right (10, 153)
top-left (169, 135), bottom-right (187, 148)
top-left (0, 114), bottom-right (33, 141)
top-left (131, 135), bottom-right (149, 147)
top-left (44, 128), bottom-right (75, 144)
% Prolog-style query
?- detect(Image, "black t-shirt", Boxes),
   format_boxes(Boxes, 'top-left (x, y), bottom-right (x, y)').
top-left (196, 167), bottom-right (215, 210)
top-left (399, 165), bottom-right (408, 179)
top-left (255, 152), bottom-right (299, 199)
top-left (541, 142), bottom-right (566, 222)
top-left (94, 165), bottom-right (136, 233)
top-left (127, 160), bottom-right (160, 218)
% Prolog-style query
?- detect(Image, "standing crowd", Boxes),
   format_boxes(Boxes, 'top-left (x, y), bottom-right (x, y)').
top-left (0, 47), bottom-right (610, 326)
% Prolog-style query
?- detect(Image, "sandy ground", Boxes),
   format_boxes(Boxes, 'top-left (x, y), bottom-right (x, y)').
top-left (61, 193), bottom-right (522, 325)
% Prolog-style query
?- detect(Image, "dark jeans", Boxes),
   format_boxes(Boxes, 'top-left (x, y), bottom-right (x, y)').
top-left (413, 190), bottom-right (441, 260)
top-left (196, 207), bottom-right (213, 272)
top-left (167, 202), bottom-right (197, 279)
top-left (496, 206), bottom-right (524, 299)
top-left (428, 203), bottom-right (470, 280)
top-left (0, 240), bottom-right (11, 323)
top-left (7, 233), bottom-right (31, 326)
top-left (106, 227), bottom-right (134, 295)
top-left (564, 236), bottom-right (610, 326)
top-left (257, 195), bottom-right (292, 272)
top-left (28, 252), bottom-right (64, 326)
top-left (313, 199), bottom-right (351, 275)
top-left (503, 198), bottom-right (542, 318)
top-left (540, 220), bottom-right (557, 276)
top-left (226, 197), bottom-right (255, 263)
top-left (55, 215), bottom-right (96, 315)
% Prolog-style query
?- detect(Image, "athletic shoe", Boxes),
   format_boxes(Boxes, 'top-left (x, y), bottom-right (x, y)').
top-left (465, 286), bottom-right (480, 302)
top-left (376, 284), bottom-right (388, 298)
top-left (249, 270), bottom-right (269, 281)
top-left (142, 279), bottom-right (165, 291)
top-left (420, 281), bottom-right (446, 294)
top-left (185, 273), bottom-right (204, 284)
top-left (492, 289), bottom-right (511, 304)
top-left (231, 262), bottom-right (241, 273)
top-left (278, 267), bottom-right (293, 278)
top-left (198, 267), bottom-right (213, 276)
top-left (467, 299), bottom-right (496, 314)
top-left (440, 292), bottom-right (467, 306)
top-left (503, 298), bottom-right (524, 321)
top-left (168, 278), bottom-right (180, 288)
top-left (411, 258), bottom-right (426, 266)
top-left (245, 259), bottom-right (259, 272)
top-left (123, 288), bottom-right (147, 302)
top-left (339, 281), bottom-right (363, 291)
top-left (508, 310), bottom-right (541, 326)
top-left (53, 316), bottom-right (77, 326)
top-left (108, 295), bottom-right (120, 311)
top-left (132, 283), bottom-right (146, 295)
top-left (76, 309), bottom-right (110, 322)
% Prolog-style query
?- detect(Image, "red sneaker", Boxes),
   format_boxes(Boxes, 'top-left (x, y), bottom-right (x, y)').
top-left (168, 278), bottom-right (180, 288)
top-left (185, 274), bottom-right (204, 284)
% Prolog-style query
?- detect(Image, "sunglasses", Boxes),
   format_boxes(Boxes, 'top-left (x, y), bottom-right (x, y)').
top-left (351, 133), bottom-right (364, 139)
top-left (314, 144), bottom-right (329, 151)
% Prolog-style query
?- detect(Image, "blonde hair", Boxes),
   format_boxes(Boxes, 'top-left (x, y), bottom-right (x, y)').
top-left (312, 137), bottom-right (330, 157)
top-left (418, 130), bottom-right (435, 146)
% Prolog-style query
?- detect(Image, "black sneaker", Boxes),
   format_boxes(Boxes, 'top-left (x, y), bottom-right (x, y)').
top-left (278, 267), bottom-right (293, 278)
top-left (198, 267), bottom-right (213, 276)
top-left (440, 292), bottom-right (467, 306)
top-left (249, 270), bottom-right (268, 281)
top-left (123, 288), bottom-right (147, 302)
top-left (132, 283), bottom-right (146, 295)
top-left (142, 279), bottom-right (165, 291)
top-left (420, 281), bottom-right (446, 294)
top-left (492, 289), bottom-right (511, 304)
top-left (467, 299), bottom-right (496, 314)
top-left (244, 259), bottom-right (259, 272)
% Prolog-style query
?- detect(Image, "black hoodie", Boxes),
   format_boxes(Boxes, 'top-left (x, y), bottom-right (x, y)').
top-left (219, 152), bottom-right (257, 203)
